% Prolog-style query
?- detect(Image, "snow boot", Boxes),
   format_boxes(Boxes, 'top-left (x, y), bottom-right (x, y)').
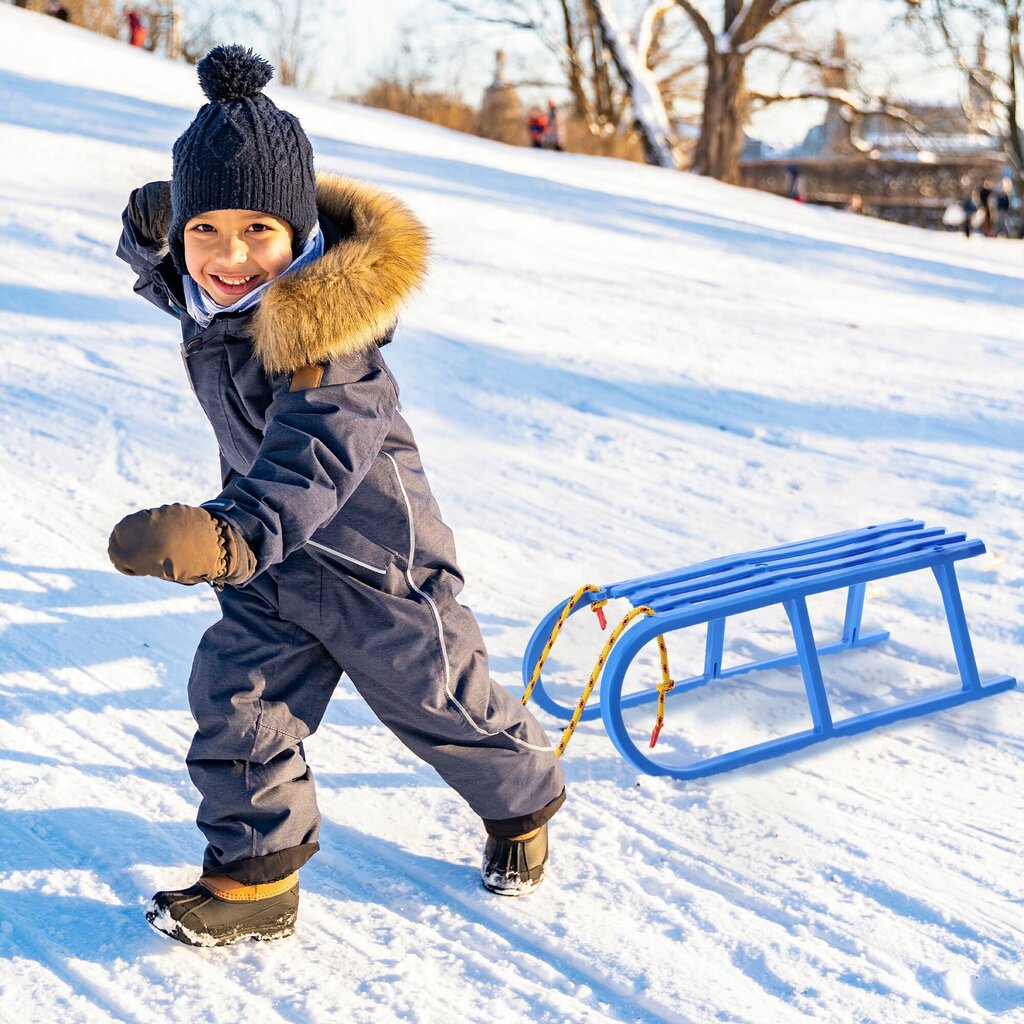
top-left (480, 823), bottom-right (548, 896)
top-left (145, 872), bottom-right (299, 946)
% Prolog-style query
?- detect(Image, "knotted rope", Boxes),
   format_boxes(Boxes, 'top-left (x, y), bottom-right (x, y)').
top-left (524, 589), bottom-right (674, 756)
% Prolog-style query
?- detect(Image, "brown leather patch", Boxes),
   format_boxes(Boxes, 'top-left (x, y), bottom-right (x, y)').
top-left (200, 872), bottom-right (299, 902)
top-left (290, 364), bottom-right (324, 392)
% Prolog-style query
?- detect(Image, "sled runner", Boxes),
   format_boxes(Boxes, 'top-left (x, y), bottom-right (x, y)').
top-left (522, 519), bottom-right (1016, 778)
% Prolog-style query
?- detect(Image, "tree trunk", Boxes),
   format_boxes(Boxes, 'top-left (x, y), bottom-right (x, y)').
top-left (558, 0), bottom-right (591, 121)
top-left (584, 0), bottom-right (615, 125)
top-left (692, 51), bottom-right (748, 183)
top-left (1006, 1), bottom-right (1024, 197)
top-left (591, 0), bottom-right (679, 168)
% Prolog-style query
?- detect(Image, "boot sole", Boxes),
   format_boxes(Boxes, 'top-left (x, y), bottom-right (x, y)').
top-left (481, 871), bottom-right (545, 897)
top-left (146, 905), bottom-right (297, 947)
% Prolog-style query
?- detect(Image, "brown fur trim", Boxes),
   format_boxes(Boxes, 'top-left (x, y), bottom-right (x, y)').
top-left (250, 174), bottom-right (430, 374)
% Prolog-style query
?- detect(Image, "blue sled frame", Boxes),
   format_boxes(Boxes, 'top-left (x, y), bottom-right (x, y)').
top-left (523, 520), bottom-right (1017, 779)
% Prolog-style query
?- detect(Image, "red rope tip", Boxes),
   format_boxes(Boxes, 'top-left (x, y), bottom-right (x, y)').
top-left (649, 722), bottom-right (663, 748)
top-left (594, 606), bottom-right (607, 630)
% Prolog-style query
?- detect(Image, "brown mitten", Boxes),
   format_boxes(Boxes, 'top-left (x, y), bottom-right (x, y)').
top-left (108, 504), bottom-right (255, 586)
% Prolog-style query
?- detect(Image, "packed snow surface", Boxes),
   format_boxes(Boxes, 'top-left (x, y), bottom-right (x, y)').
top-left (1, 8), bottom-right (1022, 1023)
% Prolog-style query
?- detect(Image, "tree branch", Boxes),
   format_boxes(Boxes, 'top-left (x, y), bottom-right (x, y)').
top-left (637, 0), bottom-right (676, 61)
top-left (729, 0), bottom-right (776, 46)
top-left (769, 0), bottom-right (819, 16)
top-left (729, 0), bottom-right (822, 49)
top-left (557, 0), bottom-right (595, 121)
top-left (656, 60), bottom-right (704, 88)
top-left (674, 0), bottom-right (717, 54)
top-left (750, 88), bottom-right (927, 156)
top-left (903, 2), bottom-right (1011, 133)
top-left (750, 88), bottom-right (921, 127)
top-left (439, 0), bottom-right (592, 91)
top-left (736, 39), bottom-right (857, 70)
top-left (435, 0), bottom-right (537, 30)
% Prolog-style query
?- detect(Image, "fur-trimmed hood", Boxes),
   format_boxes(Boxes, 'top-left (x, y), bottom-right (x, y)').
top-left (250, 174), bottom-right (430, 375)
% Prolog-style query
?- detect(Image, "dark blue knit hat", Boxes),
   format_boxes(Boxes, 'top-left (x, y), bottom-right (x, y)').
top-left (168, 45), bottom-right (317, 273)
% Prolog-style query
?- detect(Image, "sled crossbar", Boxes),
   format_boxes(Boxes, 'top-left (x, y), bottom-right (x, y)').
top-left (523, 519), bottom-right (1016, 779)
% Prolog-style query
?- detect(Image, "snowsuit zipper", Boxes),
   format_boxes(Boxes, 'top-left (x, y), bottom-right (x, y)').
top-left (180, 338), bottom-right (205, 398)
top-left (305, 539), bottom-right (387, 575)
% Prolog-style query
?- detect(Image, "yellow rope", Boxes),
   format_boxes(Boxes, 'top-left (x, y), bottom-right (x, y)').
top-left (555, 605), bottom-right (674, 758)
top-left (649, 636), bottom-right (675, 749)
top-left (524, 588), bottom-right (676, 756)
top-left (522, 585), bottom-right (605, 706)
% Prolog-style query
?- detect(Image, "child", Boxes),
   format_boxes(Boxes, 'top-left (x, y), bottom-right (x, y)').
top-left (110, 45), bottom-right (565, 947)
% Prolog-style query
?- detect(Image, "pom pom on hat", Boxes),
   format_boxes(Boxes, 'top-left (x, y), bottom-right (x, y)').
top-left (197, 45), bottom-right (274, 102)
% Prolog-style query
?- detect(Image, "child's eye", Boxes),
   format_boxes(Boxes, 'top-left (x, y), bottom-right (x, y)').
top-left (248, 223), bottom-right (271, 233)
top-left (190, 224), bottom-right (215, 233)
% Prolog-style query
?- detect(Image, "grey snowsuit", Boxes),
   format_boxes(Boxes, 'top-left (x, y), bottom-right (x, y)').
top-left (117, 174), bottom-right (565, 884)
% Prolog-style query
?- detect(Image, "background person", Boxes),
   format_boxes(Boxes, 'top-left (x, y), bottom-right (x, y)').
top-left (545, 99), bottom-right (563, 151)
top-left (125, 7), bottom-right (147, 48)
top-left (527, 107), bottom-right (548, 148)
top-left (978, 178), bottom-right (995, 236)
top-left (994, 176), bottom-right (1014, 237)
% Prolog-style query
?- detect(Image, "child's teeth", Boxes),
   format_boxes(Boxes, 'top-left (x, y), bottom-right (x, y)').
top-left (219, 275), bottom-right (254, 285)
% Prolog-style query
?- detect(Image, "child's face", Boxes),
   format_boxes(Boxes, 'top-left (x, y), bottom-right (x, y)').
top-left (183, 209), bottom-right (295, 305)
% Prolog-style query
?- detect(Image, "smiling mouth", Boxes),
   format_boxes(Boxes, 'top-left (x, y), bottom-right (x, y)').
top-left (210, 273), bottom-right (261, 295)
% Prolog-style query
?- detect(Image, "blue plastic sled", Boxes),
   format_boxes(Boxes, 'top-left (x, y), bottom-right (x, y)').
top-left (523, 520), bottom-right (1017, 778)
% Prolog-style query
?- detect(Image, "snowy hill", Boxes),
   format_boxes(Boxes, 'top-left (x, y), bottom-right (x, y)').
top-left (1, 6), bottom-right (1023, 1022)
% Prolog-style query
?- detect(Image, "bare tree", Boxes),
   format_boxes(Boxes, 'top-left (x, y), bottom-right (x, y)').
top-left (252, 0), bottom-right (321, 87)
top-left (440, 0), bottom-right (915, 180)
top-left (438, 0), bottom-right (635, 138)
top-left (178, 0), bottom-right (323, 84)
top-left (179, 6), bottom-right (220, 65)
top-left (590, 0), bottom-right (681, 165)
top-left (590, 1), bottom-right (917, 181)
top-left (667, 0), bottom-right (840, 182)
top-left (745, 29), bottom-right (922, 158)
top-left (905, 0), bottom-right (1024, 188)
top-left (358, 30), bottom-right (479, 137)
top-left (585, 0), bottom-right (840, 176)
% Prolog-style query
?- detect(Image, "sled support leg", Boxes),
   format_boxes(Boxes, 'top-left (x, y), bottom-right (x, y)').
top-left (784, 596), bottom-right (834, 736)
top-left (932, 562), bottom-right (981, 692)
top-left (842, 583), bottom-right (866, 644)
top-left (703, 618), bottom-right (725, 680)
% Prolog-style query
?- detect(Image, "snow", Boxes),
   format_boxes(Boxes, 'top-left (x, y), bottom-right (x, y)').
top-left (1, 6), bottom-right (1023, 1023)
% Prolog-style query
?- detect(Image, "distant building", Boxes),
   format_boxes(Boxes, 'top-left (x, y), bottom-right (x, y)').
top-left (479, 51), bottom-right (525, 146)
top-left (742, 32), bottom-right (1006, 227)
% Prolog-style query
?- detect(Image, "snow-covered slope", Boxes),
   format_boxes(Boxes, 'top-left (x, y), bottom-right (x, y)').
top-left (1, 7), bottom-right (1022, 1022)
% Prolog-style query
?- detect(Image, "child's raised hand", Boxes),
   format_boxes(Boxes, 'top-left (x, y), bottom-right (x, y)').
top-left (107, 503), bottom-right (255, 586)
top-left (127, 180), bottom-right (172, 245)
